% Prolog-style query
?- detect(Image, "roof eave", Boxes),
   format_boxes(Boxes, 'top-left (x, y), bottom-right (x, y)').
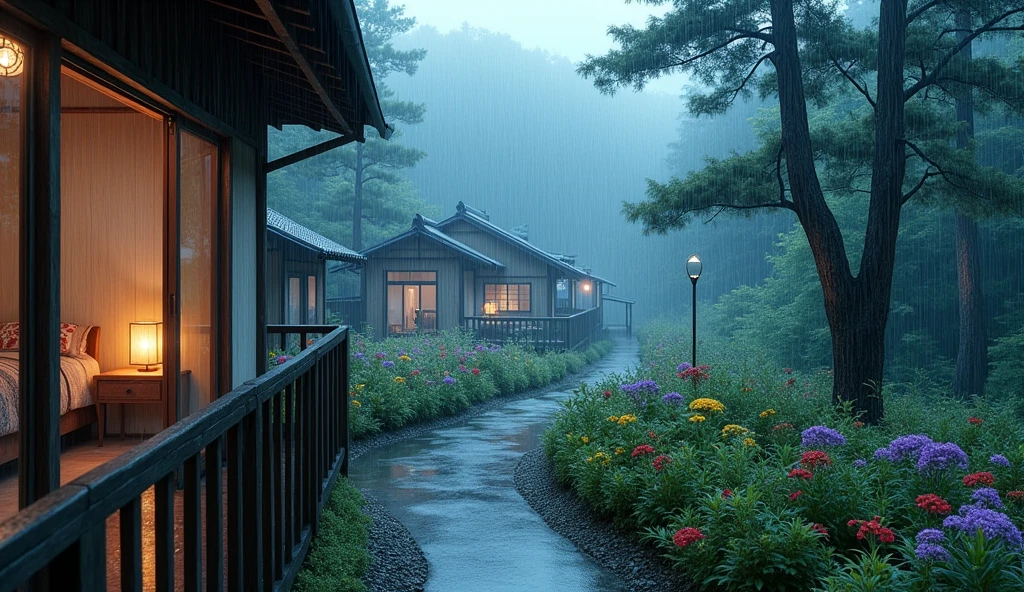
top-left (330, 0), bottom-right (389, 137)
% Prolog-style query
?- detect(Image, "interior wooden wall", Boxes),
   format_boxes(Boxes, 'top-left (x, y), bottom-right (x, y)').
top-left (0, 74), bottom-right (24, 322)
top-left (60, 74), bottom-right (164, 434)
top-left (231, 138), bottom-right (257, 388)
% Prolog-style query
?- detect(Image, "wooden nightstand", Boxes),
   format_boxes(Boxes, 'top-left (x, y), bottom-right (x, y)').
top-left (94, 367), bottom-right (188, 446)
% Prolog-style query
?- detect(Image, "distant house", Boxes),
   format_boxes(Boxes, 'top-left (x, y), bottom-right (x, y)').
top-left (267, 209), bottom-right (364, 326)
top-left (361, 202), bottom-right (613, 348)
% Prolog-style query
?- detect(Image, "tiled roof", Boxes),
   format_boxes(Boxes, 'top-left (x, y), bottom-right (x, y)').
top-left (360, 215), bottom-right (504, 269)
top-left (267, 208), bottom-right (365, 262)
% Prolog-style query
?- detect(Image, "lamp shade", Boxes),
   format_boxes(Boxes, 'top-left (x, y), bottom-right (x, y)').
top-left (483, 302), bottom-right (498, 315)
top-left (686, 254), bottom-right (702, 280)
top-left (0, 37), bottom-right (25, 77)
top-left (129, 321), bottom-right (162, 370)
top-left (581, 281), bottom-right (591, 292)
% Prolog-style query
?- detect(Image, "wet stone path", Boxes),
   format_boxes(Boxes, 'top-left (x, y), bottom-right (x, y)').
top-left (350, 340), bottom-right (640, 592)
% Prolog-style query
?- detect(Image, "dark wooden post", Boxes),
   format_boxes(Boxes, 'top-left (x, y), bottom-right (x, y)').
top-left (20, 31), bottom-right (61, 510)
top-left (256, 123), bottom-right (268, 375)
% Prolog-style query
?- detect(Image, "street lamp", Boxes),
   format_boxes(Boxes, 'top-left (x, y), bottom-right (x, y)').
top-left (686, 254), bottom-right (702, 367)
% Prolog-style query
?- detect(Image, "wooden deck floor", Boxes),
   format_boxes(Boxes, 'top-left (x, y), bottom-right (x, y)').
top-left (1, 438), bottom-right (232, 591)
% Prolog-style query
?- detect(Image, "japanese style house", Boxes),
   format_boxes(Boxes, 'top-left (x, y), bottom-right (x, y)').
top-left (361, 202), bottom-right (613, 349)
top-left (0, 0), bottom-right (385, 589)
top-left (267, 208), bottom-right (364, 327)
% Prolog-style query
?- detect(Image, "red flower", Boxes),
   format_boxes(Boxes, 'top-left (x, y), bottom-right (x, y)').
top-left (963, 472), bottom-right (995, 487)
top-left (679, 365), bottom-right (711, 384)
top-left (672, 527), bottom-right (705, 548)
top-left (848, 516), bottom-right (895, 544)
top-left (631, 444), bottom-right (655, 458)
top-left (773, 422), bottom-right (795, 431)
top-left (801, 450), bottom-right (832, 468)
top-left (471, 368), bottom-right (480, 375)
top-left (788, 468), bottom-right (814, 480)
top-left (969, 417), bottom-right (983, 425)
top-left (789, 490), bottom-right (803, 501)
top-left (653, 455), bottom-right (672, 472)
top-left (722, 489), bottom-right (733, 497)
top-left (411, 370), bottom-right (420, 376)
top-left (811, 523), bottom-right (829, 536)
top-left (785, 378), bottom-right (796, 387)
top-left (602, 389), bottom-right (612, 399)
top-left (853, 421), bottom-right (865, 428)
top-left (783, 368), bottom-right (793, 374)
top-left (915, 493), bottom-right (952, 515)
top-left (1007, 491), bottom-right (1024, 501)
top-left (648, 431), bottom-right (658, 440)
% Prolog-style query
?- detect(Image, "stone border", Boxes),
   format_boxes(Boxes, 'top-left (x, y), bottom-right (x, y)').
top-left (514, 448), bottom-right (695, 592)
top-left (351, 348), bottom-right (616, 592)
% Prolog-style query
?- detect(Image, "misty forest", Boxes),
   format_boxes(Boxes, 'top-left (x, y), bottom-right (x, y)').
top-left (273, 0), bottom-right (1024, 590)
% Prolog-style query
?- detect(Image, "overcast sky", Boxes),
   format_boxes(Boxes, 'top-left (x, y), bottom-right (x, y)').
top-left (395, 0), bottom-right (686, 95)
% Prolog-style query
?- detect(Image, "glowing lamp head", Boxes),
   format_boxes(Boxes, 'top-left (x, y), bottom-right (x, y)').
top-left (582, 281), bottom-right (591, 292)
top-left (483, 302), bottom-right (498, 315)
top-left (129, 321), bottom-right (162, 372)
top-left (0, 37), bottom-right (25, 77)
top-left (686, 254), bottom-right (702, 280)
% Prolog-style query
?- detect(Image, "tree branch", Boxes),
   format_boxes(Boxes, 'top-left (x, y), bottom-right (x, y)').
top-left (905, 6), bottom-right (1024, 102)
top-left (902, 139), bottom-right (988, 200)
top-left (901, 168), bottom-right (938, 204)
top-left (717, 52), bottom-right (775, 105)
top-left (829, 55), bottom-right (875, 108)
top-left (908, 0), bottom-right (942, 25)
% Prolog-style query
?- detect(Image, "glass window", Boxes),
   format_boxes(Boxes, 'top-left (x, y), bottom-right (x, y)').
top-left (307, 275), bottom-right (317, 324)
top-left (288, 277), bottom-right (301, 324)
top-left (386, 271), bottom-right (437, 334)
top-left (387, 271), bottom-right (436, 282)
top-left (484, 284), bottom-right (531, 312)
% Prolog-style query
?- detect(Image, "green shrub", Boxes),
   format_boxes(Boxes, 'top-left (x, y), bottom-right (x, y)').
top-left (293, 478), bottom-right (371, 592)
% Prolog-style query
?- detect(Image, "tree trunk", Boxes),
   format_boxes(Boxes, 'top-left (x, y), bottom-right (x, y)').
top-left (953, 11), bottom-right (987, 397)
top-left (768, 0), bottom-right (907, 424)
top-left (353, 144), bottom-right (364, 250)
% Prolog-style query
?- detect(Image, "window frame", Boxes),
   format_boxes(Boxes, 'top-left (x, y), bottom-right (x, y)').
top-left (483, 283), bottom-right (531, 313)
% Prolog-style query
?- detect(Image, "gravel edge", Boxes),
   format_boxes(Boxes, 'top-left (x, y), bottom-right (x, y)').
top-left (353, 353), bottom-right (612, 592)
top-left (514, 448), bottom-right (696, 592)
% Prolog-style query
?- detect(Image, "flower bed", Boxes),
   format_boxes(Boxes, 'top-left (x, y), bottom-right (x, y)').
top-left (543, 323), bottom-right (1024, 591)
top-left (347, 328), bottom-right (613, 439)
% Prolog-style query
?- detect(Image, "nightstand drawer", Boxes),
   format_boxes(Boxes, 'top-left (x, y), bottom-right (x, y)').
top-left (97, 380), bottom-right (161, 401)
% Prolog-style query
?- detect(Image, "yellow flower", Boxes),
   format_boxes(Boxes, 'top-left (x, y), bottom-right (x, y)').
top-left (722, 424), bottom-right (749, 437)
top-left (356, 384), bottom-right (365, 390)
top-left (743, 437), bottom-right (758, 447)
top-left (581, 436), bottom-right (590, 444)
top-left (586, 456), bottom-right (594, 463)
top-left (351, 400), bottom-right (361, 407)
top-left (689, 398), bottom-right (726, 413)
top-left (398, 355), bottom-right (412, 362)
top-left (689, 415), bottom-right (706, 423)
top-left (615, 447), bottom-right (625, 455)
top-left (607, 416), bottom-right (620, 423)
top-left (759, 408), bottom-right (777, 419)
top-left (617, 414), bottom-right (637, 426)
top-left (394, 376), bottom-right (406, 383)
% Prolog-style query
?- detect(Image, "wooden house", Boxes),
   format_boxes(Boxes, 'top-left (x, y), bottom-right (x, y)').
top-left (361, 202), bottom-right (613, 349)
top-left (267, 208), bottom-right (364, 327)
top-left (0, 1), bottom-right (385, 589)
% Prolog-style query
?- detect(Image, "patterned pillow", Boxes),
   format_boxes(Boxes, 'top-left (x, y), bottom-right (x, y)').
top-left (68, 325), bottom-right (94, 357)
top-left (0, 322), bottom-right (17, 350)
top-left (59, 323), bottom-right (78, 355)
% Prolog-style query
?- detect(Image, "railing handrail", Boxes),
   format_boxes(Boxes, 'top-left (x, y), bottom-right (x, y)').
top-left (0, 326), bottom-right (349, 588)
top-left (463, 308), bottom-right (596, 323)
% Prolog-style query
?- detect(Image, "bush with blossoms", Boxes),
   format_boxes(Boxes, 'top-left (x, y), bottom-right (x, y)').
top-left (543, 322), bottom-right (1024, 591)
top-left (345, 328), bottom-right (613, 439)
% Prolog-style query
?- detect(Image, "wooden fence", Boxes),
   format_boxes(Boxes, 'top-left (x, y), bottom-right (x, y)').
top-left (0, 326), bottom-right (351, 591)
top-left (463, 307), bottom-right (603, 351)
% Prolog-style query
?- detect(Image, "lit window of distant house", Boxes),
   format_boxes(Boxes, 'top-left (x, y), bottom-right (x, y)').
top-left (484, 284), bottom-right (530, 312)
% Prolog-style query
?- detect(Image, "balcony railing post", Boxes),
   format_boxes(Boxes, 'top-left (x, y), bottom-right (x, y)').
top-left (242, 406), bottom-right (264, 591)
top-left (341, 332), bottom-right (350, 476)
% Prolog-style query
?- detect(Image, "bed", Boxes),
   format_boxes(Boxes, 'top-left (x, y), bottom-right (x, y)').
top-left (0, 326), bottom-right (101, 465)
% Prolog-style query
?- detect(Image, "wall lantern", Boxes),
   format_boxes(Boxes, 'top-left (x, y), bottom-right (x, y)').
top-left (0, 36), bottom-right (25, 77)
top-left (483, 302), bottom-right (498, 315)
top-left (129, 321), bottom-right (162, 372)
top-left (581, 281), bottom-right (592, 292)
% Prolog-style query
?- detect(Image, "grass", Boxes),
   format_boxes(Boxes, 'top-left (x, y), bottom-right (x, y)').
top-left (292, 478), bottom-right (372, 592)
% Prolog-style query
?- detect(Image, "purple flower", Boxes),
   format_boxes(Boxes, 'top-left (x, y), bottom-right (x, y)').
top-left (917, 528), bottom-right (946, 545)
top-left (661, 392), bottom-right (684, 405)
top-left (876, 434), bottom-right (934, 464)
top-left (375, 352), bottom-right (386, 359)
top-left (412, 347), bottom-right (423, 355)
top-left (475, 345), bottom-right (486, 352)
top-left (944, 506), bottom-right (1023, 547)
top-left (990, 454), bottom-right (1011, 467)
top-left (443, 376), bottom-right (456, 386)
top-left (353, 351), bottom-right (366, 360)
top-left (620, 380), bottom-right (660, 395)
top-left (915, 543), bottom-right (951, 562)
top-left (853, 459), bottom-right (867, 468)
top-left (676, 362), bottom-right (692, 373)
top-left (801, 426), bottom-right (847, 447)
top-left (917, 442), bottom-right (969, 474)
top-left (382, 360), bottom-right (395, 368)
top-left (971, 488), bottom-right (1004, 510)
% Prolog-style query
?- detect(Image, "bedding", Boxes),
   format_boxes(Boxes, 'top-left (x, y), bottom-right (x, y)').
top-left (0, 351), bottom-right (100, 438)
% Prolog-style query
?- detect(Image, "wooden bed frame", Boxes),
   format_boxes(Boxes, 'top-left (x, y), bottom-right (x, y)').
top-left (0, 327), bottom-right (101, 466)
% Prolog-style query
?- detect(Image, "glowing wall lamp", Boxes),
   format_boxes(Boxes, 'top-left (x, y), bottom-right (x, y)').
top-left (686, 254), bottom-right (702, 367)
top-left (581, 281), bottom-right (591, 292)
top-left (0, 36), bottom-right (25, 77)
top-left (483, 302), bottom-right (498, 315)
top-left (129, 321), bottom-right (162, 372)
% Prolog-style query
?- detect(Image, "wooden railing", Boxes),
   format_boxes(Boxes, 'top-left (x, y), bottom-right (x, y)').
top-left (267, 323), bottom-right (338, 353)
top-left (464, 307), bottom-right (603, 351)
top-left (0, 326), bottom-right (351, 591)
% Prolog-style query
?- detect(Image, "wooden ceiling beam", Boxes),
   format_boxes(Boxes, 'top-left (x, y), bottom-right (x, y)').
top-left (254, 0), bottom-right (352, 134)
top-left (266, 133), bottom-right (357, 173)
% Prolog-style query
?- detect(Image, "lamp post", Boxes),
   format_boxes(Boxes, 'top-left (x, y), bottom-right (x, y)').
top-left (686, 254), bottom-right (702, 367)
